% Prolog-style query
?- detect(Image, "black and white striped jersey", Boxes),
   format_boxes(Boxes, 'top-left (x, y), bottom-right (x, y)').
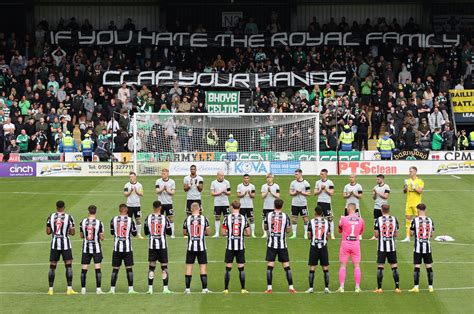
top-left (183, 215), bottom-right (209, 252)
top-left (144, 214), bottom-right (171, 250)
top-left (374, 215), bottom-right (399, 252)
top-left (110, 216), bottom-right (137, 252)
top-left (411, 216), bottom-right (435, 254)
top-left (264, 211), bottom-right (291, 249)
top-left (80, 218), bottom-right (104, 254)
top-left (223, 213), bottom-right (249, 250)
top-left (46, 212), bottom-right (75, 250)
top-left (309, 217), bottom-right (330, 249)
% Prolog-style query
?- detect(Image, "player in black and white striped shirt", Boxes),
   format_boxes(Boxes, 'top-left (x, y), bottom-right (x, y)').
top-left (373, 205), bottom-right (400, 293)
top-left (109, 204), bottom-right (138, 294)
top-left (46, 200), bottom-right (76, 295)
top-left (222, 200), bottom-right (250, 294)
top-left (409, 203), bottom-right (435, 293)
top-left (183, 202), bottom-right (211, 294)
top-left (79, 205), bottom-right (104, 295)
top-left (306, 206), bottom-right (330, 294)
top-left (264, 199), bottom-right (296, 294)
top-left (144, 201), bottom-right (173, 294)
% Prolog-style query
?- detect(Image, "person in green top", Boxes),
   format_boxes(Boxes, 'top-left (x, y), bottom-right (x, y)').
top-left (158, 104), bottom-right (171, 124)
top-left (431, 128), bottom-right (443, 151)
top-left (19, 96), bottom-right (30, 116)
top-left (259, 130), bottom-right (270, 150)
top-left (16, 129), bottom-right (29, 153)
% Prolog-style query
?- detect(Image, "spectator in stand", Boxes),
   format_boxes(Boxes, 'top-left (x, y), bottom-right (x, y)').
top-left (431, 128), bottom-right (444, 151)
top-left (356, 112), bottom-right (369, 151)
top-left (428, 107), bottom-right (445, 132)
top-left (339, 125), bottom-right (354, 151)
top-left (402, 126), bottom-right (418, 151)
top-left (16, 129), bottom-right (29, 153)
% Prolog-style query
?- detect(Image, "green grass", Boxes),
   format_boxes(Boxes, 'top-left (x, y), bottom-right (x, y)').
top-left (0, 175), bottom-right (473, 313)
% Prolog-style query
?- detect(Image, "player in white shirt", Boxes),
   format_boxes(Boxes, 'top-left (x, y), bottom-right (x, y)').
top-left (289, 169), bottom-right (311, 239)
top-left (237, 174), bottom-right (256, 238)
top-left (155, 168), bottom-right (176, 238)
top-left (183, 165), bottom-right (204, 216)
top-left (343, 174), bottom-right (364, 239)
top-left (314, 169), bottom-right (335, 239)
top-left (370, 174), bottom-right (391, 240)
top-left (123, 172), bottom-right (144, 239)
top-left (260, 173), bottom-right (280, 238)
top-left (210, 170), bottom-right (231, 238)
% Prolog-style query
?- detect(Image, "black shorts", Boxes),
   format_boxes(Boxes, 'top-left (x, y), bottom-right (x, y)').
top-left (81, 252), bottom-right (103, 265)
top-left (186, 250), bottom-right (207, 264)
top-left (148, 249), bottom-right (168, 263)
top-left (317, 202), bottom-right (333, 218)
top-left (50, 249), bottom-right (73, 262)
top-left (266, 247), bottom-right (290, 263)
top-left (127, 206), bottom-right (141, 218)
top-left (162, 204), bottom-right (174, 217)
top-left (373, 208), bottom-right (383, 219)
top-left (186, 200), bottom-right (202, 215)
top-left (291, 205), bottom-right (308, 217)
top-left (308, 245), bottom-right (329, 266)
top-left (239, 208), bottom-right (254, 219)
top-left (214, 206), bottom-right (229, 216)
top-left (112, 251), bottom-right (134, 267)
top-left (414, 252), bottom-right (433, 265)
top-left (262, 209), bottom-right (273, 219)
top-left (377, 251), bottom-right (397, 264)
top-left (225, 249), bottom-right (245, 264)
top-left (344, 208), bottom-right (360, 216)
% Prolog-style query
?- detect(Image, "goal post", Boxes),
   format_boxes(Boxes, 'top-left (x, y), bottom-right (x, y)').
top-left (132, 113), bottom-right (320, 176)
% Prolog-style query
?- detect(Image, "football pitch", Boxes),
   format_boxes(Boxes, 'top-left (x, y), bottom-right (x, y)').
top-left (0, 174), bottom-right (473, 313)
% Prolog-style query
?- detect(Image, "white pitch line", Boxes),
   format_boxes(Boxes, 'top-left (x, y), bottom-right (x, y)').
top-left (0, 287), bottom-right (473, 295)
top-left (1, 260), bottom-right (473, 267)
top-left (451, 175), bottom-right (462, 180)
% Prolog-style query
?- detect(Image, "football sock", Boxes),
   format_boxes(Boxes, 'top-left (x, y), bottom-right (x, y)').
top-left (48, 265), bottom-right (56, 288)
top-left (266, 266), bottom-right (273, 286)
top-left (170, 222), bottom-right (175, 236)
top-left (161, 266), bottom-right (169, 287)
top-left (238, 267), bottom-right (245, 289)
top-left (308, 270), bottom-right (315, 288)
top-left (95, 269), bottom-right (102, 288)
top-left (250, 223), bottom-right (255, 235)
top-left (323, 269), bottom-right (329, 288)
top-left (377, 267), bottom-right (384, 289)
top-left (414, 267), bottom-right (420, 286)
top-left (148, 265), bottom-right (156, 286)
top-left (405, 219), bottom-right (411, 237)
top-left (215, 221), bottom-right (220, 235)
top-left (81, 269), bottom-right (87, 288)
top-left (111, 269), bottom-right (119, 287)
top-left (65, 264), bottom-right (73, 287)
top-left (392, 267), bottom-right (399, 289)
top-left (126, 268), bottom-right (133, 287)
top-left (303, 222), bottom-right (308, 235)
top-left (354, 267), bottom-right (361, 287)
top-left (200, 274), bottom-right (208, 289)
top-left (284, 266), bottom-right (293, 286)
top-left (330, 221), bottom-right (335, 236)
top-left (185, 275), bottom-right (192, 289)
top-left (427, 267), bottom-right (433, 286)
top-left (339, 267), bottom-right (346, 287)
top-left (292, 224), bottom-right (297, 236)
top-left (136, 224), bottom-right (142, 236)
top-left (224, 267), bottom-right (231, 290)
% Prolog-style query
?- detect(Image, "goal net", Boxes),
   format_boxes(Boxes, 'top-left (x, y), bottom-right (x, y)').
top-left (132, 113), bottom-right (320, 175)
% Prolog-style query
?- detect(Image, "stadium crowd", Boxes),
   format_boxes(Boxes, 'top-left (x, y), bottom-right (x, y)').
top-left (1, 16), bottom-right (473, 158)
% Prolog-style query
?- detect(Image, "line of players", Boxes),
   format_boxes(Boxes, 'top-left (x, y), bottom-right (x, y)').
top-left (45, 165), bottom-right (435, 295)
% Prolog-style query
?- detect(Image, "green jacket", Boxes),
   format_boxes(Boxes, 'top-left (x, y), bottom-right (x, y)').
top-left (431, 133), bottom-right (443, 150)
top-left (19, 100), bottom-right (30, 115)
top-left (16, 134), bottom-right (29, 152)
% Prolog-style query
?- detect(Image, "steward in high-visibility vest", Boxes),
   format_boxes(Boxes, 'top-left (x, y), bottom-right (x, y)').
top-left (81, 134), bottom-right (94, 162)
top-left (339, 125), bottom-right (354, 151)
top-left (458, 130), bottom-right (469, 150)
top-left (469, 131), bottom-right (474, 149)
top-left (59, 131), bottom-right (77, 153)
top-left (207, 128), bottom-right (219, 148)
top-left (225, 134), bottom-right (238, 161)
top-left (377, 132), bottom-right (396, 160)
